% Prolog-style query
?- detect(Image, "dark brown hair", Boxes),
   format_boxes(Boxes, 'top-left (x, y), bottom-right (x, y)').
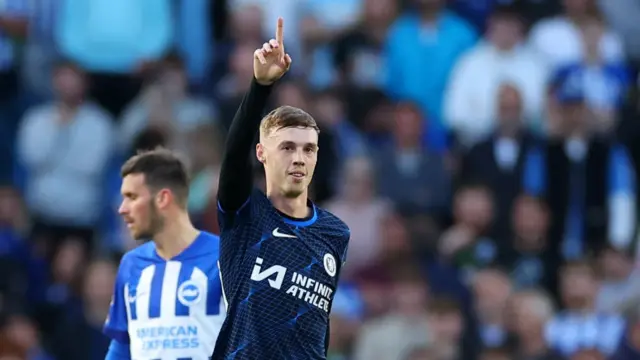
top-left (259, 105), bottom-right (320, 138)
top-left (120, 148), bottom-right (190, 207)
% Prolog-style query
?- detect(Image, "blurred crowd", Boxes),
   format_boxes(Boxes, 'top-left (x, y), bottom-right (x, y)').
top-left (2, 0), bottom-right (640, 359)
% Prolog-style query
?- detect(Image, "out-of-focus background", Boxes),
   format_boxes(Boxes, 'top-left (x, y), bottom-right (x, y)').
top-left (2, 0), bottom-right (640, 359)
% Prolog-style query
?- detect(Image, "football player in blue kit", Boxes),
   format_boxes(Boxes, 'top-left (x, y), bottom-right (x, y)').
top-left (104, 149), bottom-right (226, 360)
top-left (212, 18), bottom-right (350, 360)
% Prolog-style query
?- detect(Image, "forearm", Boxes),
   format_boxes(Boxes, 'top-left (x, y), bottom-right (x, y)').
top-left (217, 78), bottom-right (273, 211)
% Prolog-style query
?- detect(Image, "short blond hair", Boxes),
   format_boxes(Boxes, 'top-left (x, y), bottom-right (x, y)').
top-left (259, 105), bottom-right (319, 140)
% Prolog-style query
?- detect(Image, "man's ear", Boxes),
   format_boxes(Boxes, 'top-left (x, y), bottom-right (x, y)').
top-left (256, 143), bottom-right (266, 164)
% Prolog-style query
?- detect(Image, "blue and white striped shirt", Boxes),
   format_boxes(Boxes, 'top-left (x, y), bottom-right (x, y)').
top-left (545, 312), bottom-right (625, 356)
top-left (103, 232), bottom-right (225, 360)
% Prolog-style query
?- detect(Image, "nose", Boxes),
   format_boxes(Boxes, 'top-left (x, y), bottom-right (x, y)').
top-left (118, 202), bottom-right (128, 216)
top-left (292, 148), bottom-right (305, 167)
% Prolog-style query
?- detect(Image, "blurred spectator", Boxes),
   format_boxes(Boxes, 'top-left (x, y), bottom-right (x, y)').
top-left (445, 5), bottom-right (547, 146)
top-left (570, 348), bottom-right (605, 360)
top-left (352, 270), bottom-right (430, 360)
top-left (21, 0), bottom-right (60, 100)
top-left (545, 260), bottom-right (624, 356)
top-left (528, 0), bottom-right (624, 69)
top-left (172, 0), bottom-right (212, 88)
top-left (438, 183), bottom-right (495, 278)
top-left (597, 0), bottom-right (640, 63)
top-left (301, 0), bottom-right (362, 88)
top-left (471, 269), bottom-right (512, 349)
top-left (328, 283), bottom-right (365, 359)
top-left (50, 259), bottom-right (115, 360)
top-left (478, 346), bottom-right (514, 360)
top-left (508, 289), bottom-right (563, 360)
top-left (184, 122), bottom-right (223, 233)
top-left (35, 237), bottom-right (87, 338)
top-left (594, 245), bottom-right (640, 314)
top-left (325, 157), bottom-right (392, 277)
top-left (311, 89), bottom-right (367, 162)
top-left (384, 0), bottom-right (477, 136)
top-left (449, 0), bottom-right (562, 32)
top-left (425, 298), bottom-right (465, 360)
top-left (0, 186), bottom-right (30, 308)
top-left (55, 0), bottom-right (173, 116)
top-left (119, 53), bottom-right (216, 155)
top-left (375, 102), bottom-right (451, 216)
top-left (333, 0), bottom-right (397, 90)
top-left (460, 83), bottom-right (539, 242)
top-left (402, 346), bottom-right (434, 360)
top-left (552, 18), bottom-right (631, 132)
top-left (498, 195), bottom-right (557, 293)
top-left (610, 312), bottom-right (640, 360)
top-left (17, 61), bottom-right (115, 252)
top-left (0, 313), bottom-right (52, 360)
top-left (524, 77), bottom-right (636, 259)
top-left (0, 0), bottom-right (29, 182)
top-left (228, 0), bottom-right (302, 65)
top-left (217, 42), bottom-right (257, 131)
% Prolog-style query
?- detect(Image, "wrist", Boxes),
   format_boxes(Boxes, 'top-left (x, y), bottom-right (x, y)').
top-left (254, 77), bottom-right (274, 86)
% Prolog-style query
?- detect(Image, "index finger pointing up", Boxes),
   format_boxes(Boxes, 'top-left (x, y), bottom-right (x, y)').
top-left (276, 17), bottom-right (284, 47)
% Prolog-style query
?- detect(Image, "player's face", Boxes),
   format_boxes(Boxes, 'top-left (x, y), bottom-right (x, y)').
top-left (118, 174), bottom-right (165, 240)
top-left (259, 127), bottom-right (319, 198)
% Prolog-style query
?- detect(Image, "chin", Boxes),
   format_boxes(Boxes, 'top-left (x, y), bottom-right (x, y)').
top-left (283, 186), bottom-right (305, 198)
top-left (131, 230), bottom-right (152, 241)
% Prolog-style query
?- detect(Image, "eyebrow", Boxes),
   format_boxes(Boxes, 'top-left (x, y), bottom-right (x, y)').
top-left (278, 141), bottom-right (318, 150)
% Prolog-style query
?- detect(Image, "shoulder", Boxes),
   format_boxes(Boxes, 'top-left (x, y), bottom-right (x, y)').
top-left (531, 17), bottom-right (567, 34)
top-left (118, 242), bottom-right (156, 276)
top-left (315, 207), bottom-right (351, 240)
top-left (452, 44), bottom-right (489, 69)
top-left (441, 11), bottom-right (476, 34)
top-left (81, 103), bottom-right (115, 125)
top-left (22, 103), bottom-right (56, 123)
top-left (388, 14), bottom-right (419, 36)
top-left (198, 231), bottom-right (221, 253)
top-left (199, 231), bottom-right (220, 242)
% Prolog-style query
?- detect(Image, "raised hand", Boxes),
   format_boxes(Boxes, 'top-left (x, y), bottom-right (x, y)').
top-left (254, 17), bottom-right (292, 85)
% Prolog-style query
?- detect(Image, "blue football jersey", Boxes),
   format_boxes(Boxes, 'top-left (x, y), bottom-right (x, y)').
top-left (103, 231), bottom-right (225, 359)
top-left (213, 190), bottom-right (350, 359)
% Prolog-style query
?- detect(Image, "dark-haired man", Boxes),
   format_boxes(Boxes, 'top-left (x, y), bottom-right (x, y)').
top-left (103, 148), bottom-right (225, 359)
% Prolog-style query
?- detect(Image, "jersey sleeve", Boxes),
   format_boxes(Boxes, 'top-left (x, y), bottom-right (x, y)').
top-left (217, 78), bottom-right (273, 227)
top-left (104, 339), bottom-right (131, 360)
top-left (341, 235), bottom-right (350, 266)
top-left (103, 256), bottom-right (130, 343)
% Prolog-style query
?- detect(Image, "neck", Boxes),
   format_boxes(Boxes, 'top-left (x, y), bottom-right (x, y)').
top-left (498, 126), bottom-right (520, 139)
top-left (395, 138), bottom-right (420, 151)
top-left (566, 299), bottom-right (595, 312)
top-left (568, 13), bottom-right (590, 25)
top-left (154, 212), bottom-right (200, 259)
top-left (59, 98), bottom-right (83, 108)
top-left (268, 191), bottom-right (311, 219)
top-left (584, 54), bottom-right (600, 65)
top-left (567, 129), bottom-right (588, 139)
top-left (421, 8), bottom-right (439, 23)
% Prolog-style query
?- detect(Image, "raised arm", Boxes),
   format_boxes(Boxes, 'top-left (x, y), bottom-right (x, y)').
top-left (217, 17), bottom-right (292, 212)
